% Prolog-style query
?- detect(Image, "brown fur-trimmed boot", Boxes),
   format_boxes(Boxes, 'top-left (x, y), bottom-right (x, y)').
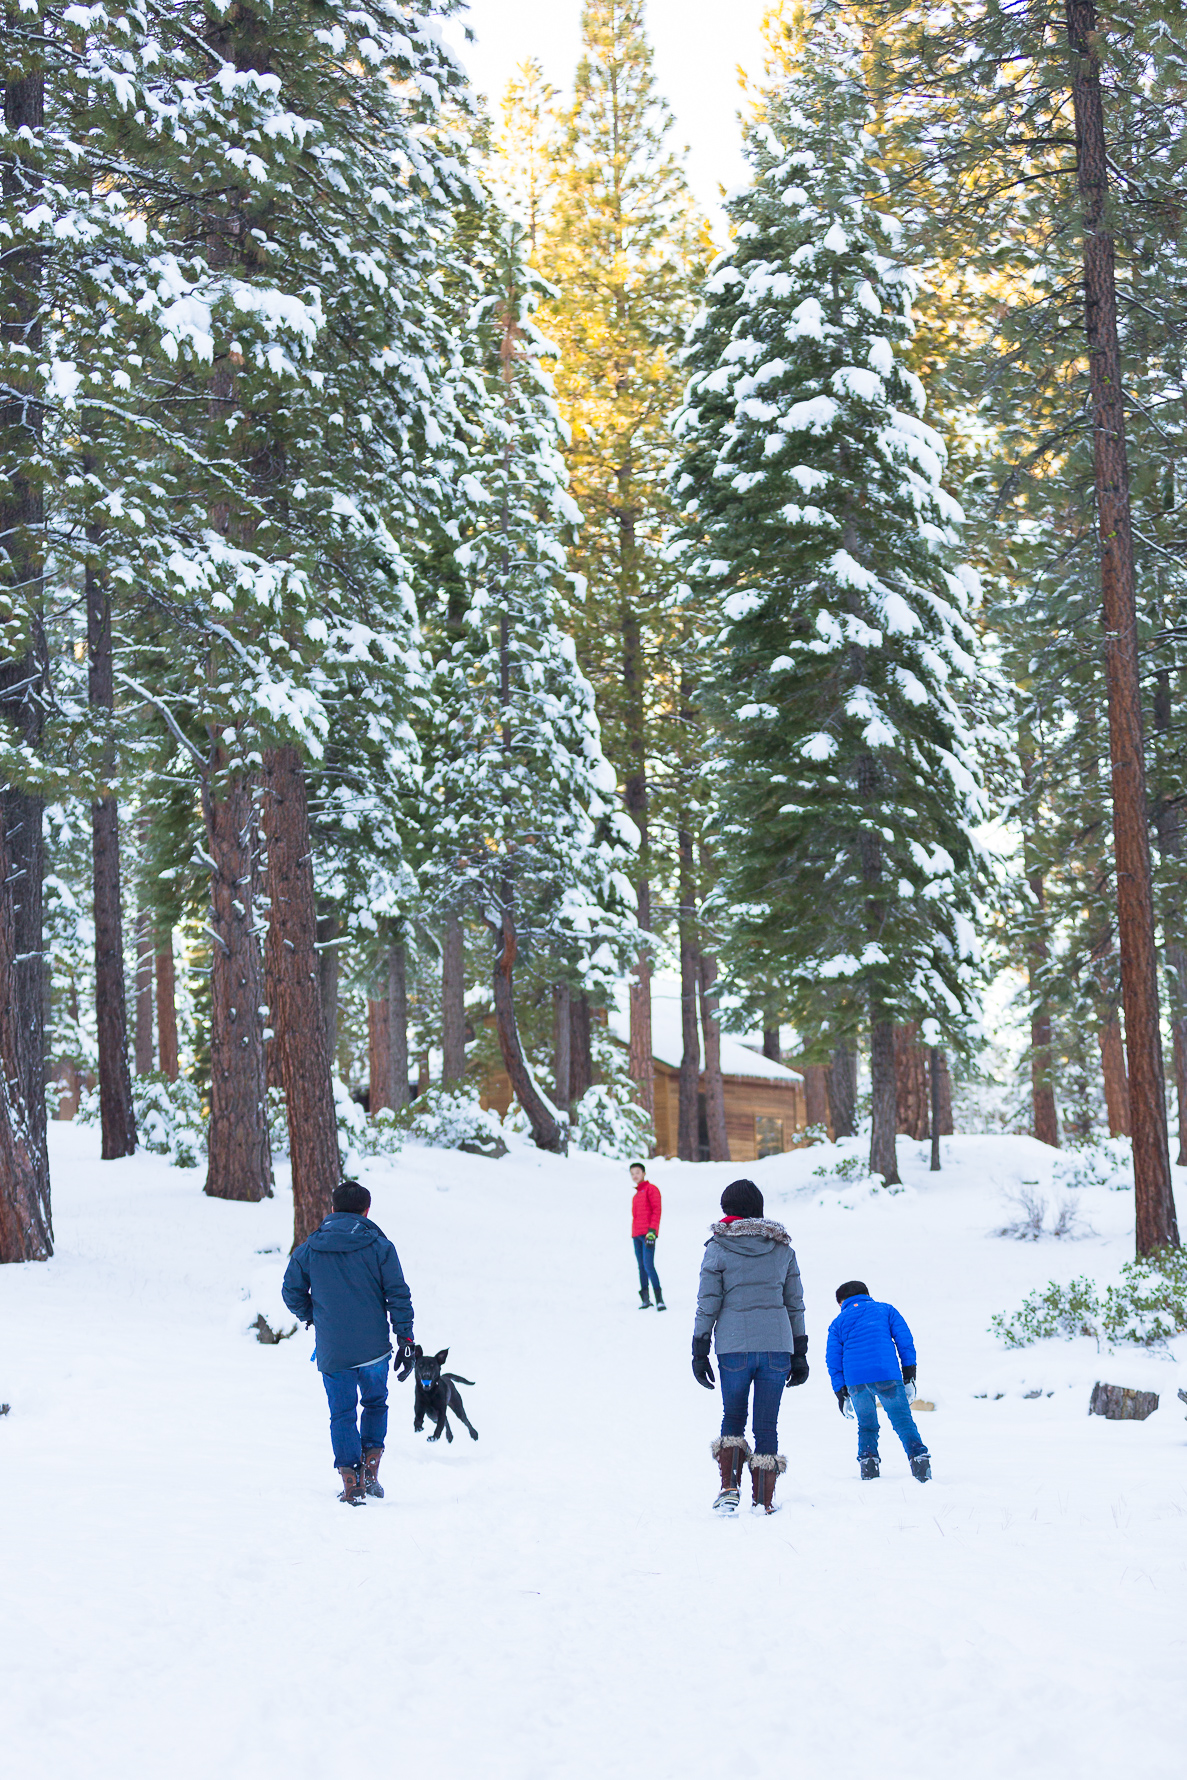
top-left (337, 1464), bottom-right (366, 1506)
top-left (710, 1436), bottom-right (751, 1514)
top-left (749, 1452), bottom-right (787, 1514)
top-left (363, 1448), bottom-right (384, 1499)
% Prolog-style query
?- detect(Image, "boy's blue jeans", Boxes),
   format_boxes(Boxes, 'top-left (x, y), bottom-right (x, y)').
top-left (719, 1351), bottom-right (790, 1456)
top-left (850, 1378), bottom-right (928, 1459)
top-left (321, 1357), bottom-right (390, 1468)
top-left (633, 1234), bottom-right (662, 1295)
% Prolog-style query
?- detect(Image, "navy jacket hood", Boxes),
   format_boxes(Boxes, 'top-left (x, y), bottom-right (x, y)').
top-left (306, 1213), bottom-right (383, 1254)
top-left (281, 1212), bottom-right (413, 1373)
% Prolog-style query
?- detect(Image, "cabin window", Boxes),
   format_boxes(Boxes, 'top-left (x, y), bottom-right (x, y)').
top-left (755, 1116), bottom-right (784, 1158)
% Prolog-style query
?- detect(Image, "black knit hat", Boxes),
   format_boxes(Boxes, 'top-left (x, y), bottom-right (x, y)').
top-left (835, 1279), bottom-right (869, 1304)
top-left (721, 1179), bottom-right (764, 1219)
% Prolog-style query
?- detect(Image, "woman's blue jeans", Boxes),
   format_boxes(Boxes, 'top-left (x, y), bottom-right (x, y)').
top-left (718, 1351), bottom-right (790, 1455)
top-left (633, 1234), bottom-right (662, 1295)
top-left (849, 1379), bottom-right (928, 1459)
top-left (321, 1357), bottom-right (390, 1468)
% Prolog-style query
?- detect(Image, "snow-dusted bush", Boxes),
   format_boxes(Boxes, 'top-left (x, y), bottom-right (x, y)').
top-left (571, 1086), bottom-right (654, 1161)
top-left (405, 1087), bottom-right (508, 1158)
top-left (78, 1071), bottom-right (206, 1169)
top-left (994, 1186), bottom-right (1091, 1241)
top-left (992, 1248), bottom-right (1187, 1349)
top-left (1053, 1140), bottom-right (1132, 1193)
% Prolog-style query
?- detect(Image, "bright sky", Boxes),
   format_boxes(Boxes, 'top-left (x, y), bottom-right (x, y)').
top-left (443, 0), bottom-right (775, 227)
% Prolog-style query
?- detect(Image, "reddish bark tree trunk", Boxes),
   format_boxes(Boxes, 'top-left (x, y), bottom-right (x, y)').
top-left (204, 762), bottom-right (271, 1202)
top-left (869, 1013), bottom-right (901, 1185)
top-left (87, 553), bottom-right (136, 1160)
top-left (389, 944), bottom-right (410, 1109)
top-left (316, 906), bottom-right (339, 1062)
top-left (570, 993), bottom-right (592, 1105)
top-left (156, 943), bottom-right (178, 1082)
top-left (929, 1048), bottom-right (942, 1172)
top-left (553, 981), bottom-right (572, 1115)
top-left (894, 1023), bottom-right (930, 1139)
top-left (264, 745), bottom-right (339, 1242)
top-left (677, 819), bottom-right (700, 1162)
top-left (827, 1044), bottom-right (856, 1139)
top-left (0, 43), bottom-right (51, 1257)
top-left (1027, 869), bottom-right (1060, 1148)
top-left (491, 905), bottom-right (563, 1151)
top-left (134, 909), bottom-right (154, 1076)
top-left (1067, 0), bottom-right (1176, 1252)
top-left (1098, 1012), bottom-right (1130, 1138)
top-left (442, 913), bottom-right (466, 1085)
top-left (368, 996), bottom-right (392, 1115)
top-left (935, 1050), bottom-right (954, 1135)
top-left (699, 951), bottom-right (730, 1162)
top-left (801, 1064), bottom-right (828, 1132)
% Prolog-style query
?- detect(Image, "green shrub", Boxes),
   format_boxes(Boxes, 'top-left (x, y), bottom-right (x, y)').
top-left (991, 1247), bottom-right (1187, 1350)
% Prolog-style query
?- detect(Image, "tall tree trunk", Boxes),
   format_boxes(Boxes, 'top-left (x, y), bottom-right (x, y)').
top-left (935, 1051), bottom-right (954, 1135)
top-left (368, 996), bottom-right (391, 1115)
top-left (1098, 1008), bottom-right (1130, 1138)
top-left (570, 993), bottom-right (593, 1105)
top-left (0, 27), bottom-right (51, 1258)
top-left (622, 590), bottom-right (654, 1116)
top-left (491, 902), bottom-right (563, 1151)
top-left (264, 745), bottom-right (339, 1242)
top-left (1028, 869), bottom-right (1060, 1147)
top-left (316, 906), bottom-right (339, 1064)
top-left (87, 548), bottom-right (136, 1159)
top-left (677, 817), bottom-right (700, 1162)
top-left (552, 981), bottom-right (571, 1116)
top-left (1152, 670), bottom-right (1187, 1164)
top-left (389, 943), bottom-right (410, 1110)
top-left (894, 1023), bottom-right (930, 1139)
top-left (134, 909), bottom-right (154, 1076)
top-left (1066, 0), bottom-right (1176, 1252)
top-left (929, 1048), bottom-right (942, 1172)
top-left (699, 951), bottom-right (730, 1161)
top-left (802, 1064), bottom-right (828, 1132)
top-left (156, 942), bottom-right (179, 1082)
top-left (869, 1012), bottom-right (901, 1184)
top-left (442, 913), bottom-right (466, 1085)
top-left (827, 1044), bottom-right (856, 1139)
top-left (203, 761), bottom-right (271, 1202)
top-left (763, 1027), bottom-right (781, 1063)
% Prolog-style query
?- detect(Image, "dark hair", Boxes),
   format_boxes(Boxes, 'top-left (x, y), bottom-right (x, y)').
top-left (721, 1179), bottom-right (764, 1219)
top-left (835, 1279), bottom-right (869, 1304)
top-left (333, 1179), bottom-right (371, 1215)
top-left (629, 1161), bottom-right (646, 1174)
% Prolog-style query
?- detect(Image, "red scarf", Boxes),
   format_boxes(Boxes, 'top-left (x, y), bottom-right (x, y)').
top-left (719, 1214), bottom-right (747, 1225)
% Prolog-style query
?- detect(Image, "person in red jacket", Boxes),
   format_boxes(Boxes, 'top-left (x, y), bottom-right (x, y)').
top-left (630, 1162), bottom-right (665, 1310)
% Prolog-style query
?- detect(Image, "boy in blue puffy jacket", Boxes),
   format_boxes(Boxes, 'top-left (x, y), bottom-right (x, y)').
top-left (825, 1280), bottom-right (931, 1482)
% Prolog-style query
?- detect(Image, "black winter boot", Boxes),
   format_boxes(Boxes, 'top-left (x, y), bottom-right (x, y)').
top-left (910, 1452), bottom-right (932, 1483)
top-left (654, 1286), bottom-right (666, 1311)
top-left (860, 1454), bottom-right (880, 1481)
top-left (638, 1286), bottom-right (651, 1309)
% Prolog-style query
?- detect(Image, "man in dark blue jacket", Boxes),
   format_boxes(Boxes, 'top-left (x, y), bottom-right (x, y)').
top-left (825, 1280), bottom-right (931, 1482)
top-left (282, 1180), bottom-right (414, 1505)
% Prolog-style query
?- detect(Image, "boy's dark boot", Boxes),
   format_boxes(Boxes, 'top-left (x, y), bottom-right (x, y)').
top-left (910, 1452), bottom-right (932, 1483)
top-left (638, 1286), bottom-right (651, 1309)
top-left (711, 1436), bottom-right (750, 1513)
top-left (749, 1453), bottom-right (786, 1514)
top-left (860, 1454), bottom-right (880, 1481)
top-left (654, 1286), bottom-right (666, 1312)
top-left (363, 1448), bottom-right (384, 1499)
top-left (337, 1464), bottom-right (366, 1506)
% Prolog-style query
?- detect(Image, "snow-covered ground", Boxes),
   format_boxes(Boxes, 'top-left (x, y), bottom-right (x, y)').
top-left (3, 1125), bottom-right (1186, 1779)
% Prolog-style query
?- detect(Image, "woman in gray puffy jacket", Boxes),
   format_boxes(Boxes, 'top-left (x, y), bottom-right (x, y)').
top-left (691, 1178), bottom-right (808, 1515)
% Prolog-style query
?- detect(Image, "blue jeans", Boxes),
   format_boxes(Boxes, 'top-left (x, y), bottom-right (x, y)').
top-left (321, 1357), bottom-right (390, 1468)
top-left (850, 1379), bottom-right (928, 1459)
top-left (718, 1351), bottom-right (790, 1456)
top-left (633, 1235), bottom-right (662, 1295)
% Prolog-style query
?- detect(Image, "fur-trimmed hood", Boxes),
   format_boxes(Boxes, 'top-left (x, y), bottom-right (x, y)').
top-left (709, 1217), bottom-right (791, 1246)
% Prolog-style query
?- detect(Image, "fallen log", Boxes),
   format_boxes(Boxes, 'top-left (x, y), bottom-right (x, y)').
top-left (1088, 1382), bottom-right (1159, 1421)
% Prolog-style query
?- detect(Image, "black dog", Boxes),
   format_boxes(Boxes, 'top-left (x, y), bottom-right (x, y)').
top-left (411, 1346), bottom-right (478, 1444)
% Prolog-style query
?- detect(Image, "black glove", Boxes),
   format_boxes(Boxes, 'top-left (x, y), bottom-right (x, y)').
top-left (644, 1229), bottom-right (657, 1247)
top-left (692, 1333), bottom-right (715, 1390)
top-left (786, 1334), bottom-right (809, 1387)
top-left (901, 1364), bottom-right (917, 1386)
top-left (395, 1335), bottom-right (415, 1381)
top-left (836, 1387), bottom-right (850, 1414)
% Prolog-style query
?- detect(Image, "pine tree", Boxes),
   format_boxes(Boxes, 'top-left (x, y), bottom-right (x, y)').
top-left (422, 218), bottom-right (637, 1149)
top-left (673, 12), bottom-right (986, 1184)
top-left (525, 0), bottom-right (709, 1121)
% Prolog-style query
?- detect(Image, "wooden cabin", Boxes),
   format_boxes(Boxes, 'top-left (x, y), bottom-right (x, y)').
top-left (648, 1045), bottom-right (807, 1161)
